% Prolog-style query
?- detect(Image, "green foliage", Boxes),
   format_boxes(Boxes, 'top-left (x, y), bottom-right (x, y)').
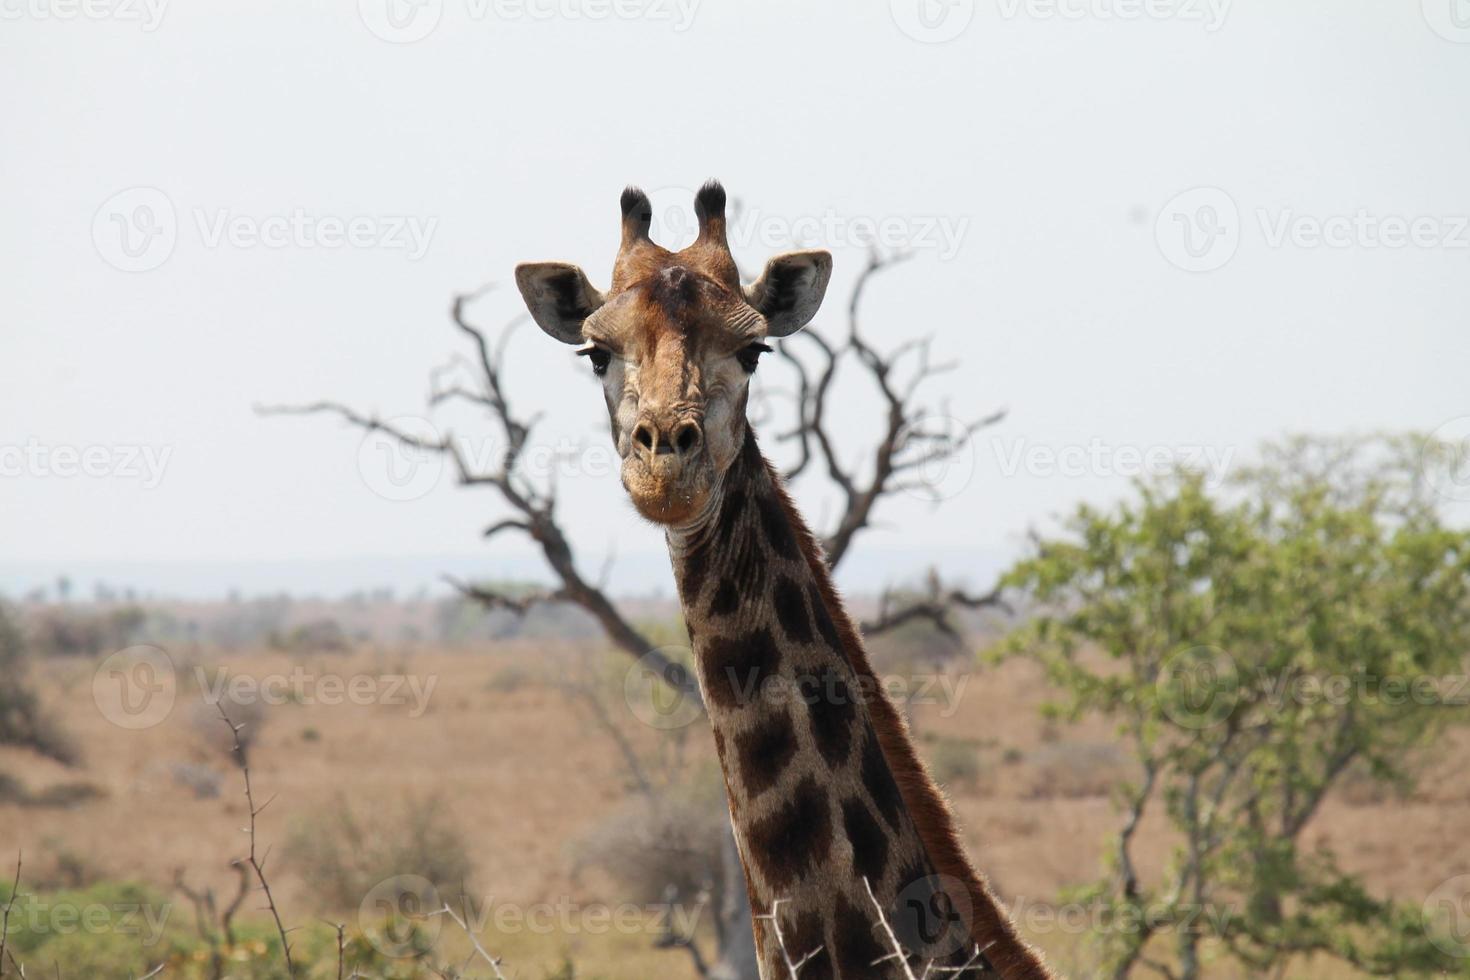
top-left (1000, 434), bottom-right (1470, 978)
top-left (0, 874), bottom-right (438, 979)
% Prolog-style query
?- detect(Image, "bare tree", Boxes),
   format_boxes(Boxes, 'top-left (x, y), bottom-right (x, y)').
top-left (259, 249), bottom-right (1005, 977)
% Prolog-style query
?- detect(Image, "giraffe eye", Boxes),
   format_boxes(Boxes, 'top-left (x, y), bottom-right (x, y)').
top-left (737, 342), bottom-right (772, 374)
top-left (578, 345), bottom-right (613, 377)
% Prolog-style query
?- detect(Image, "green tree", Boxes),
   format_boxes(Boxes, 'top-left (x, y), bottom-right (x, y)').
top-left (1000, 435), bottom-right (1470, 978)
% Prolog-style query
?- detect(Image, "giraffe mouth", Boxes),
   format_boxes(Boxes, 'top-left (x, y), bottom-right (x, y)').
top-left (621, 453), bottom-right (712, 526)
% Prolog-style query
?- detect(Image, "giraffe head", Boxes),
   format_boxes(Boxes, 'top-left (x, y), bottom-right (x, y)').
top-left (515, 182), bottom-right (832, 525)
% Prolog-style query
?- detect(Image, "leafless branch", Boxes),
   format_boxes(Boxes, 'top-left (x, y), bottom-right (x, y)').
top-left (216, 702), bottom-right (295, 977)
top-left (259, 286), bottom-right (701, 707)
top-left (861, 569), bottom-right (1009, 640)
top-left (774, 250), bottom-right (1005, 573)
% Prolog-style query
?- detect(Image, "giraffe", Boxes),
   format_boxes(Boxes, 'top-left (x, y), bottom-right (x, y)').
top-left (515, 182), bottom-right (1052, 980)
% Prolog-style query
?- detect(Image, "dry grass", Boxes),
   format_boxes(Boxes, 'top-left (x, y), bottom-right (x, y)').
top-left (1, 644), bottom-right (1467, 978)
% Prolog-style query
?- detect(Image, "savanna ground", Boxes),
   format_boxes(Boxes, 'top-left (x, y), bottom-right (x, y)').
top-left (3, 625), bottom-right (1467, 978)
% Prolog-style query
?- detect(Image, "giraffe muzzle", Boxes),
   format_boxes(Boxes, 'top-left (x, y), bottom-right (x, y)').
top-left (621, 415), bottom-right (712, 525)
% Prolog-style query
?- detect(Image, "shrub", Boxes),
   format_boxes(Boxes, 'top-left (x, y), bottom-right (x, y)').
top-left (283, 794), bottom-right (474, 911)
top-left (0, 602), bottom-right (77, 765)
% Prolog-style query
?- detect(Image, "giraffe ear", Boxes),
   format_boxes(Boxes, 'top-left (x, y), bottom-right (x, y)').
top-left (514, 262), bottom-right (606, 345)
top-left (745, 250), bottom-right (833, 337)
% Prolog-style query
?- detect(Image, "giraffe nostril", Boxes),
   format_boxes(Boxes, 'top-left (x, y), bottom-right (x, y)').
top-left (633, 425), bottom-right (656, 453)
top-left (674, 422), bottom-right (702, 456)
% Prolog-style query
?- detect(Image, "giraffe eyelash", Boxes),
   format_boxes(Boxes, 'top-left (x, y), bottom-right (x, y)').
top-left (737, 342), bottom-right (772, 373)
top-left (577, 343), bottom-right (613, 376)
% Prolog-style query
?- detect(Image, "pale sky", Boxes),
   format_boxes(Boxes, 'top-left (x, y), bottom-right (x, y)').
top-left (3, 0), bottom-right (1468, 598)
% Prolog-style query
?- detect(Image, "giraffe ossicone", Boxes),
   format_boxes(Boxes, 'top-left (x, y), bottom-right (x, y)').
top-left (516, 182), bottom-right (1053, 980)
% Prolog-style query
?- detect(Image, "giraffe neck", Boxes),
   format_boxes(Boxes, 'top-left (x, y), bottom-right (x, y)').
top-left (666, 431), bottom-right (1050, 980)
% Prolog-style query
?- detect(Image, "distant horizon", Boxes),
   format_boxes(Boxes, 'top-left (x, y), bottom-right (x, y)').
top-left (0, 543), bottom-right (1016, 603)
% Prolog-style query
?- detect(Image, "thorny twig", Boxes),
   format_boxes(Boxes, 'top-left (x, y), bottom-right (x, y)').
top-left (216, 701), bottom-right (296, 977)
top-left (862, 877), bottom-right (993, 978)
top-left (756, 898), bottom-right (824, 978)
top-left (424, 902), bottom-right (510, 980)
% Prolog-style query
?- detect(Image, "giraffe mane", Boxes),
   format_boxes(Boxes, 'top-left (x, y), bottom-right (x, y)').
top-left (760, 453), bottom-right (1055, 980)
